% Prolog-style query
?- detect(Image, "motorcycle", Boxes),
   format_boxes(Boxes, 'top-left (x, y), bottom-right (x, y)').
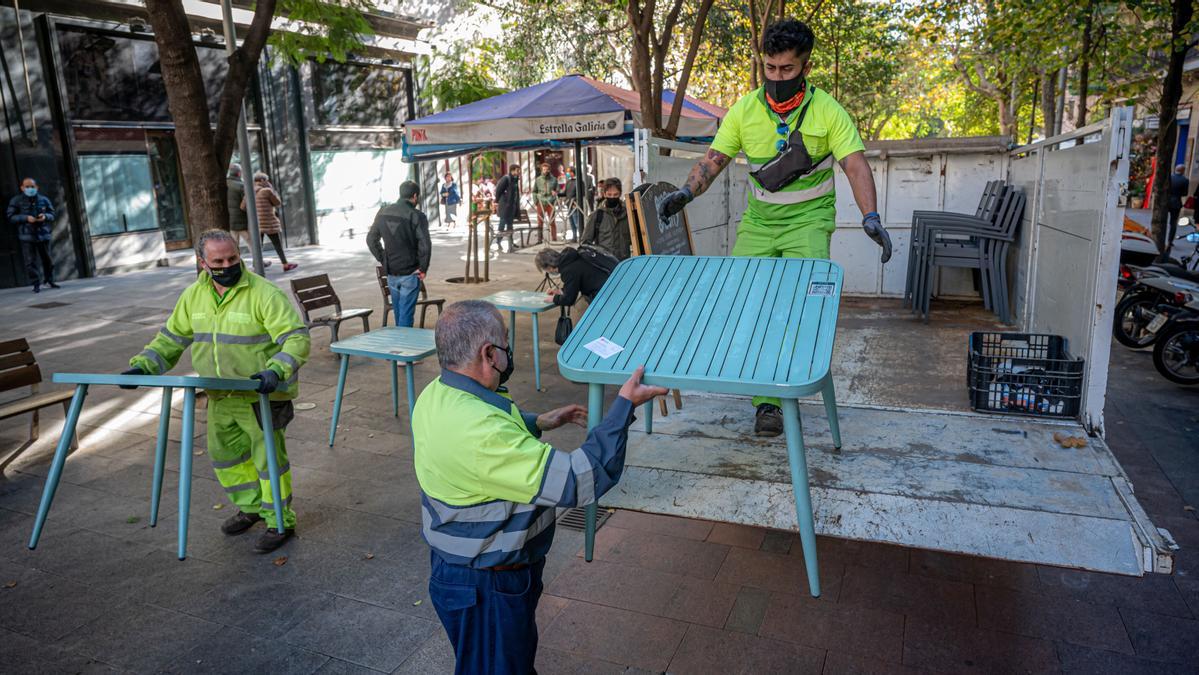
top-left (1152, 294), bottom-right (1199, 385)
top-left (1113, 226), bottom-right (1199, 348)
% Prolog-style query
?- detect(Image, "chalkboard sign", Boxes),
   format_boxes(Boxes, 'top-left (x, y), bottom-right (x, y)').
top-left (631, 181), bottom-right (694, 256)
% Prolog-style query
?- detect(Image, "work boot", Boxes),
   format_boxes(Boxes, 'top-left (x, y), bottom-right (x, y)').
top-left (221, 510), bottom-right (263, 536)
top-left (254, 527), bottom-right (295, 553)
top-left (47, 281), bottom-right (60, 289)
top-left (32, 283), bottom-right (39, 293)
top-left (754, 404), bottom-right (784, 437)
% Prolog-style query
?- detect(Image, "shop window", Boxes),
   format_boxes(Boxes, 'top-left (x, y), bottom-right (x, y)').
top-left (78, 154), bottom-right (158, 236)
top-left (311, 61), bottom-right (411, 128)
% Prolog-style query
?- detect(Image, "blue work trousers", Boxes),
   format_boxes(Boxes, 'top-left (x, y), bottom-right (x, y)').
top-left (387, 273), bottom-right (420, 328)
top-left (429, 551), bottom-right (545, 675)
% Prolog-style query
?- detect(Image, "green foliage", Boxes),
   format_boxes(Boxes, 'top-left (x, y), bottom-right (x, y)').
top-left (422, 43), bottom-right (508, 112)
top-left (267, 0), bottom-right (376, 65)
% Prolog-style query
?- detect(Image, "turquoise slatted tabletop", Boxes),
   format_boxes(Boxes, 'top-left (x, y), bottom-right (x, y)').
top-left (480, 290), bottom-right (557, 391)
top-left (328, 327), bottom-right (437, 447)
top-left (557, 255), bottom-right (843, 597)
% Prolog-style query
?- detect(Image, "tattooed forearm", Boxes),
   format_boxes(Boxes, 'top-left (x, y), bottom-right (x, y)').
top-left (684, 149), bottom-right (732, 196)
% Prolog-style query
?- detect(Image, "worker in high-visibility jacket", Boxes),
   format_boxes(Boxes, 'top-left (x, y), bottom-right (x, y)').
top-left (124, 229), bottom-right (310, 553)
top-left (660, 18), bottom-right (892, 438)
top-left (413, 300), bottom-right (666, 675)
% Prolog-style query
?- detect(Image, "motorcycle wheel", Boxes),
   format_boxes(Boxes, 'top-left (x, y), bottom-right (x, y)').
top-left (1152, 320), bottom-right (1199, 385)
top-left (1113, 292), bottom-right (1163, 348)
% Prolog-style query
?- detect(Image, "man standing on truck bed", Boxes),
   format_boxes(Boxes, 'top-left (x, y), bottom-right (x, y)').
top-left (659, 18), bottom-right (891, 437)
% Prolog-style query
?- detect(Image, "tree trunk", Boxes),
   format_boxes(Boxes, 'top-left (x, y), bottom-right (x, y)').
top-left (1076, 1), bottom-right (1094, 127)
top-left (1039, 68), bottom-right (1057, 139)
top-left (145, 0), bottom-right (226, 233)
top-left (1151, 0), bottom-right (1194, 261)
top-left (663, 0), bottom-right (716, 138)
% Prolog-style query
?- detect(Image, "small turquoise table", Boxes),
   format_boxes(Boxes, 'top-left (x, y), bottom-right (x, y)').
top-left (557, 255), bottom-right (843, 597)
top-left (480, 290), bottom-right (556, 391)
top-left (328, 327), bottom-right (437, 447)
top-left (27, 373), bottom-right (286, 561)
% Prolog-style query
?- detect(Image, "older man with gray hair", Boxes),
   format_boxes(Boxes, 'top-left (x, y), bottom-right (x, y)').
top-left (122, 229), bottom-right (310, 553)
top-left (412, 300), bottom-right (666, 674)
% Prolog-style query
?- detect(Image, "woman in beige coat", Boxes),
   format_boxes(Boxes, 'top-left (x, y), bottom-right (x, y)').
top-left (242, 171), bottom-right (297, 271)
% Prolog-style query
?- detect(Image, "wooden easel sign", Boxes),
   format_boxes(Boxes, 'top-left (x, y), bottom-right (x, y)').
top-left (629, 181), bottom-right (695, 256)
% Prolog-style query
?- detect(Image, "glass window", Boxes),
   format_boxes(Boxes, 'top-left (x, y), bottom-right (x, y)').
top-left (79, 154), bottom-right (159, 236)
top-left (310, 61), bottom-right (411, 128)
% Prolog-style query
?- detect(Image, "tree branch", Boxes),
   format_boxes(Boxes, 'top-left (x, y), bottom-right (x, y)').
top-left (665, 0), bottom-right (716, 138)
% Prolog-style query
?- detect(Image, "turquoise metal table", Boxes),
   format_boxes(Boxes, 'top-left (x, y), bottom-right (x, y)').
top-left (328, 327), bottom-right (437, 447)
top-left (557, 255), bottom-right (843, 597)
top-left (480, 290), bottom-right (556, 391)
top-left (27, 373), bottom-right (286, 561)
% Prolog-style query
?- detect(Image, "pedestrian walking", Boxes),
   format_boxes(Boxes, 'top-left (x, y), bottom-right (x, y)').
top-left (440, 172), bottom-right (461, 227)
top-left (6, 177), bottom-right (59, 292)
top-left (368, 180), bottom-right (432, 328)
top-left (1167, 164), bottom-right (1189, 257)
top-left (243, 171), bottom-right (297, 271)
top-left (493, 164), bottom-right (521, 251)
top-left (413, 300), bottom-right (666, 674)
top-left (533, 162), bottom-right (558, 240)
top-left (122, 229), bottom-right (309, 553)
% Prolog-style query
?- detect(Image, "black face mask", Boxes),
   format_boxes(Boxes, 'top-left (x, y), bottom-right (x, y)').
top-left (492, 343), bottom-right (514, 385)
top-left (209, 263), bottom-right (243, 288)
top-left (603, 197), bottom-right (622, 210)
top-left (765, 73), bottom-right (805, 104)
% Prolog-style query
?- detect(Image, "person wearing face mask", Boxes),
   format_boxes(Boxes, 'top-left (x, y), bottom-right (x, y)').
top-left (6, 177), bottom-right (58, 293)
top-left (413, 300), bottom-right (667, 675)
top-left (581, 177), bottom-right (632, 260)
top-left (120, 229), bottom-right (310, 553)
top-left (658, 18), bottom-right (891, 437)
top-left (532, 162), bottom-right (559, 241)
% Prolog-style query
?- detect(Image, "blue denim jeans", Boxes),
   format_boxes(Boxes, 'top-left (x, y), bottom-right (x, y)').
top-left (388, 273), bottom-right (421, 327)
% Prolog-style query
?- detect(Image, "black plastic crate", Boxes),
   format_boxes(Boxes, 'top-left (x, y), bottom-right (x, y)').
top-left (967, 332), bottom-right (1084, 418)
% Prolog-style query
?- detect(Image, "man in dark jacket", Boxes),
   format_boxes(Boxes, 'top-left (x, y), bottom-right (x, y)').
top-left (581, 178), bottom-right (632, 260)
top-left (1167, 164), bottom-right (1190, 257)
top-left (535, 247), bottom-right (610, 307)
top-left (6, 177), bottom-right (58, 292)
top-left (368, 181), bottom-right (432, 327)
top-left (493, 164), bottom-right (521, 251)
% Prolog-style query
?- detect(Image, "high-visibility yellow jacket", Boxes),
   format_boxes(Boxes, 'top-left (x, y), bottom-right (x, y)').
top-left (130, 265), bottom-right (310, 400)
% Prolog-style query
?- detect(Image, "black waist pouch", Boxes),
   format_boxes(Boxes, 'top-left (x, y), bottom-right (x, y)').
top-left (252, 400), bottom-right (295, 431)
top-left (748, 98), bottom-right (828, 193)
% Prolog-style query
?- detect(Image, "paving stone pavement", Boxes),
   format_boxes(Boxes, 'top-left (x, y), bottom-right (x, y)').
top-left (0, 231), bottom-right (1197, 673)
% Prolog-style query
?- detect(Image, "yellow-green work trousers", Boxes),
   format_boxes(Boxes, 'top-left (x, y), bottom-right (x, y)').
top-left (207, 396), bottom-right (296, 529)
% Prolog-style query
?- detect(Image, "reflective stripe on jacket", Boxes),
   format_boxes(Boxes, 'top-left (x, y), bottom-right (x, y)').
top-left (413, 369), bottom-right (636, 568)
top-left (130, 264), bottom-right (311, 400)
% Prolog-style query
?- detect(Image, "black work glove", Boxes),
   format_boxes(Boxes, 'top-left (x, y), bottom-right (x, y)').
top-left (862, 212), bottom-right (892, 264)
top-left (251, 369), bottom-right (281, 394)
top-left (119, 367), bottom-right (146, 390)
top-left (658, 186), bottom-right (694, 220)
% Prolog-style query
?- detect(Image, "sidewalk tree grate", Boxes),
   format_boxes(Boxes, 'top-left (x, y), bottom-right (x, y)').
top-left (557, 506), bottom-right (610, 531)
top-left (28, 301), bottom-right (70, 309)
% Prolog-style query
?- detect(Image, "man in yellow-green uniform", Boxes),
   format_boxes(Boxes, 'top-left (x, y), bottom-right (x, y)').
top-left (660, 18), bottom-right (892, 436)
top-left (413, 300), bottom-right (666, 674)
top-left (123, 229), bottom-right (310, 553)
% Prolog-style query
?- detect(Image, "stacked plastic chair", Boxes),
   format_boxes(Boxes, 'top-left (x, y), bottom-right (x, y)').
top-left (904, 181), bottom-right (1026, 324)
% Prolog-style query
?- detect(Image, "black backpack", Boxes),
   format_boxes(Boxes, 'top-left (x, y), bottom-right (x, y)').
top-left (576, 244), bottom-right (619, 276)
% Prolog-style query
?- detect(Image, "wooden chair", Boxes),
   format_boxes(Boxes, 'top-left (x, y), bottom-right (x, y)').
top-left (0, 338), bottom-right (77, 473)
top-left (289, 274), bottom-right (373, 343)
top-left (374, 266), bottom-right (446, 328)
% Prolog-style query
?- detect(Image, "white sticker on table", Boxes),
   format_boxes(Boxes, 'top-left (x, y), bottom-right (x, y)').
top-left (584, 337), bottom-right (624, 359)
top-left (808, 281), bottom-right (835, 297)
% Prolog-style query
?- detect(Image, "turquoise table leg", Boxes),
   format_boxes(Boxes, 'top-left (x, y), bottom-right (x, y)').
top-left (329, 354), bottom-right (349, 447)
top-left (584, 383), bottom-right (604, 562)
top-left (822, 376), bottom-right (842, 451)
top-left (644, 401), bottom-right (653, 434)
top-left (780, 398), bottom-right (820, 598)
top-left (508, 310), bottom-right (516, 352)
top-left (28, 383), bottom-right (88, 549)
top-left (391, 361), bottom-right (399, 417)
top-left (531, 311), bottom-right (542, 391)
top-left (405, 362), bottom-right (417, 421)
top-left (177, 387), bottom-right (197, 560)
top-left (150, 386), bottom-right (173, 527)
top-left (259, 393), bottom-right (286, 533)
